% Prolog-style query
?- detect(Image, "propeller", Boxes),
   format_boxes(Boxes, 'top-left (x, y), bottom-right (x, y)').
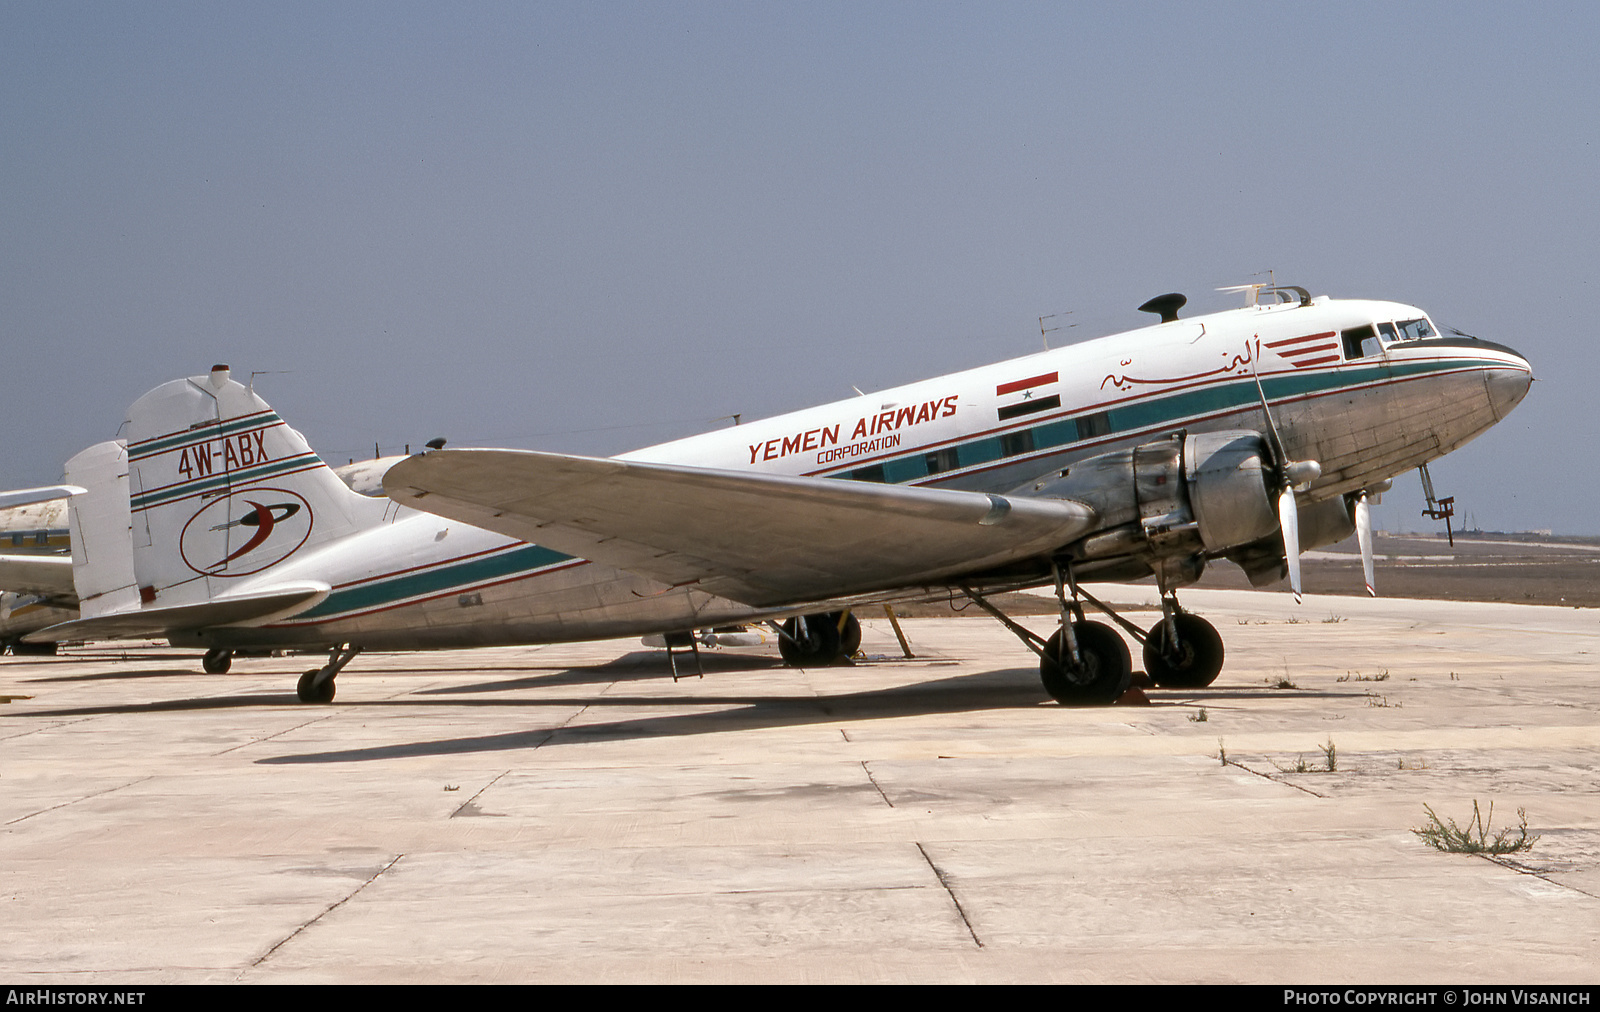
top-left (1252, 365), bottom-right (1320, 603)
top-left (1354, 491), bottom-right (1375, 597)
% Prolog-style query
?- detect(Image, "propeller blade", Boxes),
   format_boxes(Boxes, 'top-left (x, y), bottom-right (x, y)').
top-left (1279, 487), bottom-right (1302, 604)
top-left (1251, 367), bottom-right (1289, 470)
top-left (1355, 492), bottom-right (1375, 597)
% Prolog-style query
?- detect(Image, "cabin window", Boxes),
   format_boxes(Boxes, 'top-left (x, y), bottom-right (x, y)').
top-left (1342, 325), bottom-right (1381, 359)
top-left (1397, 318), bottom-right (1435, 341)
top-left (924, 447), bottom-right (960, 475)
top-left (1001, 430), bottom-right (1035, 457)
top-left (1078, 412), bottom-right (1111, 439)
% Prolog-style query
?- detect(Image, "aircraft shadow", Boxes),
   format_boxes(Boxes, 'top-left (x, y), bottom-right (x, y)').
top-left (256, 669), bottom-right (1051, 764)
top-left (11, 668), bottom-right (201, 684)
top-left (412, 651), bottom-right (788, 694)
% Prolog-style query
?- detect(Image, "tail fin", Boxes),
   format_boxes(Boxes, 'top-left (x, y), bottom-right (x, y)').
top-left (122, 365), bottom-right (385, 609)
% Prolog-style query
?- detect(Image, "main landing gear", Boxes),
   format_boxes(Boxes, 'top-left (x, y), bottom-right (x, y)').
top-left (296, 644), bottom-right (361, 703)
top-left (962, 563), bottom-right (1224, 705)
top-left (769, 611), bottom-right (861, 667)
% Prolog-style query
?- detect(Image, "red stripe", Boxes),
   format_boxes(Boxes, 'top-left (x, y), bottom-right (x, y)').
top-left (1265, 331), bottom-right (1337, 349)
top-left (996, 371), bottom-right (1058, 396)
top-left (1290, 355), bottom-right (1340, 368)
top-left (1280, 342), bottom-right (1338, 358)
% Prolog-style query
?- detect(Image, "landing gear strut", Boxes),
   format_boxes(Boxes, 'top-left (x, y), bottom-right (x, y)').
top-left (964, 561), bottom-right (1226, 704)
top-left (296, 644), bottom-right (361, 703)
top-left (962, 563), bottom-right (1132, 705)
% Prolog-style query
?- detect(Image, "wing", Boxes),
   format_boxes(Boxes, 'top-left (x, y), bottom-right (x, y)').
top-left (383, 449), bottom-right (1095, 607)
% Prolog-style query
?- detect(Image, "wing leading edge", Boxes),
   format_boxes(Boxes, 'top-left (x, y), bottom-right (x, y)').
top-left (384, 450), bottom-right (1095, 607)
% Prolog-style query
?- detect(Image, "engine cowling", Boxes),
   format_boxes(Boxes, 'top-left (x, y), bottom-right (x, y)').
top-left (1025, 429), bottom-right (1281, 560)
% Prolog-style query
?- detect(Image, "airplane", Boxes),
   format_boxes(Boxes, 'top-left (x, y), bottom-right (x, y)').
top-left (0, 487), bottom-right (80, 652)
top-left (13, 284), bottom-right (1532, 705)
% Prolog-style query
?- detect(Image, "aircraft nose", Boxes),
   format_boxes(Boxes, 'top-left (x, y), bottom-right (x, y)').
top-left (1484, 349), bottom-right (1533, 421)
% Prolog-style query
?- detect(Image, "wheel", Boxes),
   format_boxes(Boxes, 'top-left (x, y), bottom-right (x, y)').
top-left (202, 648), bottom-right (233, 674)
top-left (296, 668), bottom-right (336, 703)
top-left (778, 614), bottom-right (844, 666)
top-left (1040, 621), bottom-right (1131, 705)
top-left (838, 612), bottom-right (862, 656)
top-left (1143, 613), bottom-right (1224, 688)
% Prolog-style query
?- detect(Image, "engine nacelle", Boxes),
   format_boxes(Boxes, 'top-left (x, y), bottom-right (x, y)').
top-left (1025, 429), bottom-right (1280, 560)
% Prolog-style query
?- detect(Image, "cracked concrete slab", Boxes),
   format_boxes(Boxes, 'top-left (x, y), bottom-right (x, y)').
top-left (1, 589), bottom-right (1596, 982)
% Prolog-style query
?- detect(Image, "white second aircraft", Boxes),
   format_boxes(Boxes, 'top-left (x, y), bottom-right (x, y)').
top-left (19, 286), bottom-right (1532, 705)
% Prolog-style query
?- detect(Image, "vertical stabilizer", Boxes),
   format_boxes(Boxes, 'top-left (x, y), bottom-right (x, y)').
top-left (65, 441), bottom-right (139, 620)
top-left (123, 366), bottom-right (385, 609)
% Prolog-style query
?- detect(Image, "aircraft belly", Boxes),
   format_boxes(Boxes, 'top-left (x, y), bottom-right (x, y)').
top-left (199, 558), bottom-right (765, 651)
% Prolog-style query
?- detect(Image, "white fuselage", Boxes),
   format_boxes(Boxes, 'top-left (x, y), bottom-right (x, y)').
top-left (182, 295), bottom-right (1532, 652)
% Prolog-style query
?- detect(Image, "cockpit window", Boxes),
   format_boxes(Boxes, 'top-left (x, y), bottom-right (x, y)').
top-left (1397, 318), bottom-right (1435, 341)
top-left (1342, 324), bottom-right (1381, 359)
top-left (1377, 322), bottom-right (1399, 345)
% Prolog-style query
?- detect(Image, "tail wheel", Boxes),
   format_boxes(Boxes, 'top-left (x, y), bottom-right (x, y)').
top-left (202, 648), bottom-right (233, 674)
top-left (778, 614), bottom-right (844, 667)
top-left (1040, 622), bottom-right (1131, 705)
top-left (1143, 613), bottom-right (1225, 688)
top-left (296, 669), bottom-right (336, 704)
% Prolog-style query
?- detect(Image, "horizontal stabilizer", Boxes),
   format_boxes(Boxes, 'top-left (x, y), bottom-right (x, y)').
top-left (23, 582), bottom-right (330, 643)
top-left (0, 485), bottom-right (85, 511)
top-left (384, 450), bottom-right (1096, 607)
top-left (0, 554), bottom-right (76, 597)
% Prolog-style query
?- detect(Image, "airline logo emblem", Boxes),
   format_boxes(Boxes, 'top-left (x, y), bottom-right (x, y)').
top-left (179, 488), bottom-right (314, 576)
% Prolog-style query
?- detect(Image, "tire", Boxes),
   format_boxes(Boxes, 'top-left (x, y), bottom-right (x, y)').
top-left (1040, 621), bottom-right (1132, 705)
top-left (1143, 613), bottom-right (1224, 688)
top-left (296, 669), bottom-right (336, 703)
top-left (838, 612), bottom-right (862, 656)
top-left (778, 614), bottom-right (844, 667)
top-left (202, 648), bottom-right (233, 675)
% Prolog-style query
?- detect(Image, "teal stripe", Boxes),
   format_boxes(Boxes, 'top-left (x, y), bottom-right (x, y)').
top-left (289, 543), bottom-right (575, 621)
top-left (128, 412), bottom-right (283, 460)
top-left (843, 359), bottom-right (1493, 482)
top-left (131, 452), bottom-right (323, 510)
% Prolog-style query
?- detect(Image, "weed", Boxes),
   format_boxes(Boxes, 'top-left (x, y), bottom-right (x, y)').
top-left (1338, 670), bottom-right (1391, 683)
top-left (1188, 707), bottom-right (1208, 723)
top-left (1273, 739), bottom-right (1337, 774)
top-left (1367, 693), bottom-right (1400, 708)
top-left (1217, 738), bottom-right (1227, 765)
top-left (1284, 616), bottom-right (1305, 625)
top-left (1269, 677), bottom-right (1299, 690)
top-left (1413, 801), bottom-right (1538, 854)
top-left (1397, 757), bottom-right (1429, 770)
top-left (1322, 613), bottom-right (1346, 624)
top-left (1318, 738), bottom-right (1337, 772)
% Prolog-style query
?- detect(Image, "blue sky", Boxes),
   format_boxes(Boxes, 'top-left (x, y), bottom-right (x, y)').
top-left (3, 2), bottom-right (1594, 532)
